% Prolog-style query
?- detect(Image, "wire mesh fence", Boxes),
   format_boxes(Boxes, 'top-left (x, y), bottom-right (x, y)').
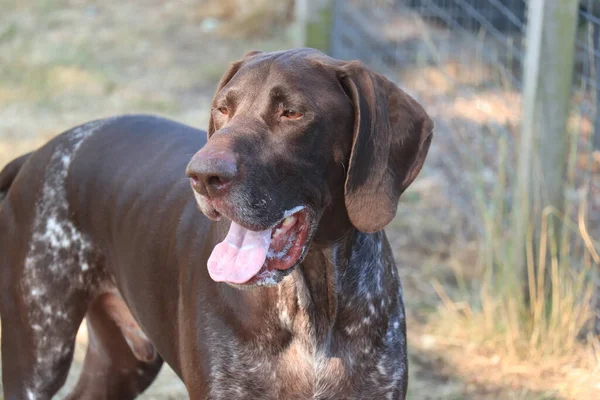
top-left (330, 0), bottom-right (600, 331)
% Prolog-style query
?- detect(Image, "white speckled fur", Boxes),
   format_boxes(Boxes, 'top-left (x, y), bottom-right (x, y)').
top-left (21, 120), bottom-right (108, 397)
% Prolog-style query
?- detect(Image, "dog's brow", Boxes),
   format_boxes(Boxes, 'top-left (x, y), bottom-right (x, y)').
top-left (269, 85), bottom-right (288, 102)
top-left (268, 85), bottom-right (311, 108)
top-left (218, 89), bottom-right (240, 105)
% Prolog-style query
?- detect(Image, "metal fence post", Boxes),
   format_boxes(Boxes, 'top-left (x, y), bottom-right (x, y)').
top-left (512, 0), bottom-right (579, 295)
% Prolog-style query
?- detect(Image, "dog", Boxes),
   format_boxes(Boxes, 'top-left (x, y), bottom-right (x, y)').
top-left (0, 48), bottom-right (433, 399)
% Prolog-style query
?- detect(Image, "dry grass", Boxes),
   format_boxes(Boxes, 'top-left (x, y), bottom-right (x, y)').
top-left (410, 322), bottom-right (599, 399)
top-left (420, 190), bottom-right (600, 398)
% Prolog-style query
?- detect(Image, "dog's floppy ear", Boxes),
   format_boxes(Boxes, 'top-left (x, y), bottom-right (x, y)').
top-left (339, 61), bottom-right (433, 233)
top-left (208, 50), bottom-right (263, 136)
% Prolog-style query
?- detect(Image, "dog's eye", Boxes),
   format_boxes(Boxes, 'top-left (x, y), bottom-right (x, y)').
top-left (217, 107), bottom-right (229, 116)
top-left (281, 109), bottom-right (303, 120)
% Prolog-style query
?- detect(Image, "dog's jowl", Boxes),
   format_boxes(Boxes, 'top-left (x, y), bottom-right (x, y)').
top-left (0, 48), bottom-right (433, 399)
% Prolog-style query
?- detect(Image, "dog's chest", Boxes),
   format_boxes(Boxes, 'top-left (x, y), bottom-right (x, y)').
top-left (208, 315), bottom-right (348, 399)
top-left (209, 306), bottom-right (406, 399)
top-left (208, 291), bottom-right (337, 399)
top-left (208, 241), bottom-right (408, 399)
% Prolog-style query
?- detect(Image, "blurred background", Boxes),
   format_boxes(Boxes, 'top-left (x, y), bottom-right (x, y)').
top-left (1, 0), bottom-right (599, 399)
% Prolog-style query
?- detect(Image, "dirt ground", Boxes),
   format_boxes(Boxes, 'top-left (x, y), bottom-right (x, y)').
top-left (0, 1), bottom-right (587, 399)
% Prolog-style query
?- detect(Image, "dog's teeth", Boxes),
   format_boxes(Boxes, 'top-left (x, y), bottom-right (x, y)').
top-left (283, 216), bottom-right (296, 226)
top-left (273, 228), bottom-right (284, 238)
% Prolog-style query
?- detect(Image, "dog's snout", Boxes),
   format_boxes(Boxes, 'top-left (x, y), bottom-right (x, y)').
top-left (186, 153), bottom-right (237, 198)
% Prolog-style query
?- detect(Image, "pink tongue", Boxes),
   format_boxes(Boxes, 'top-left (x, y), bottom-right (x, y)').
top-left (207, 222), bottom-right (272, 284)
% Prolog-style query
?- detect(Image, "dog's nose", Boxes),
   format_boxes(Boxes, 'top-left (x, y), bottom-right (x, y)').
top-left (186, 153), bottom-right (237, 198)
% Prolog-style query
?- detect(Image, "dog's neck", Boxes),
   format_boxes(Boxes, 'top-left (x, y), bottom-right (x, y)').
top-left (218, 224), bottom-right (405, 350)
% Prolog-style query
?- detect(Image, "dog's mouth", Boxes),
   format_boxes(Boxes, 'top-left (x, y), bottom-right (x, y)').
top-left (207, 206), bottom-right (311, 285)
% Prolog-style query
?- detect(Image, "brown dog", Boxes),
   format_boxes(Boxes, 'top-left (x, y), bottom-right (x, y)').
top-left (0, 48), bottom-right (432, 399)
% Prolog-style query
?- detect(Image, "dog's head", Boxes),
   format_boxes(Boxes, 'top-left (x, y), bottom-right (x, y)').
top-left (186, 48), bottom-right (433, 287)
